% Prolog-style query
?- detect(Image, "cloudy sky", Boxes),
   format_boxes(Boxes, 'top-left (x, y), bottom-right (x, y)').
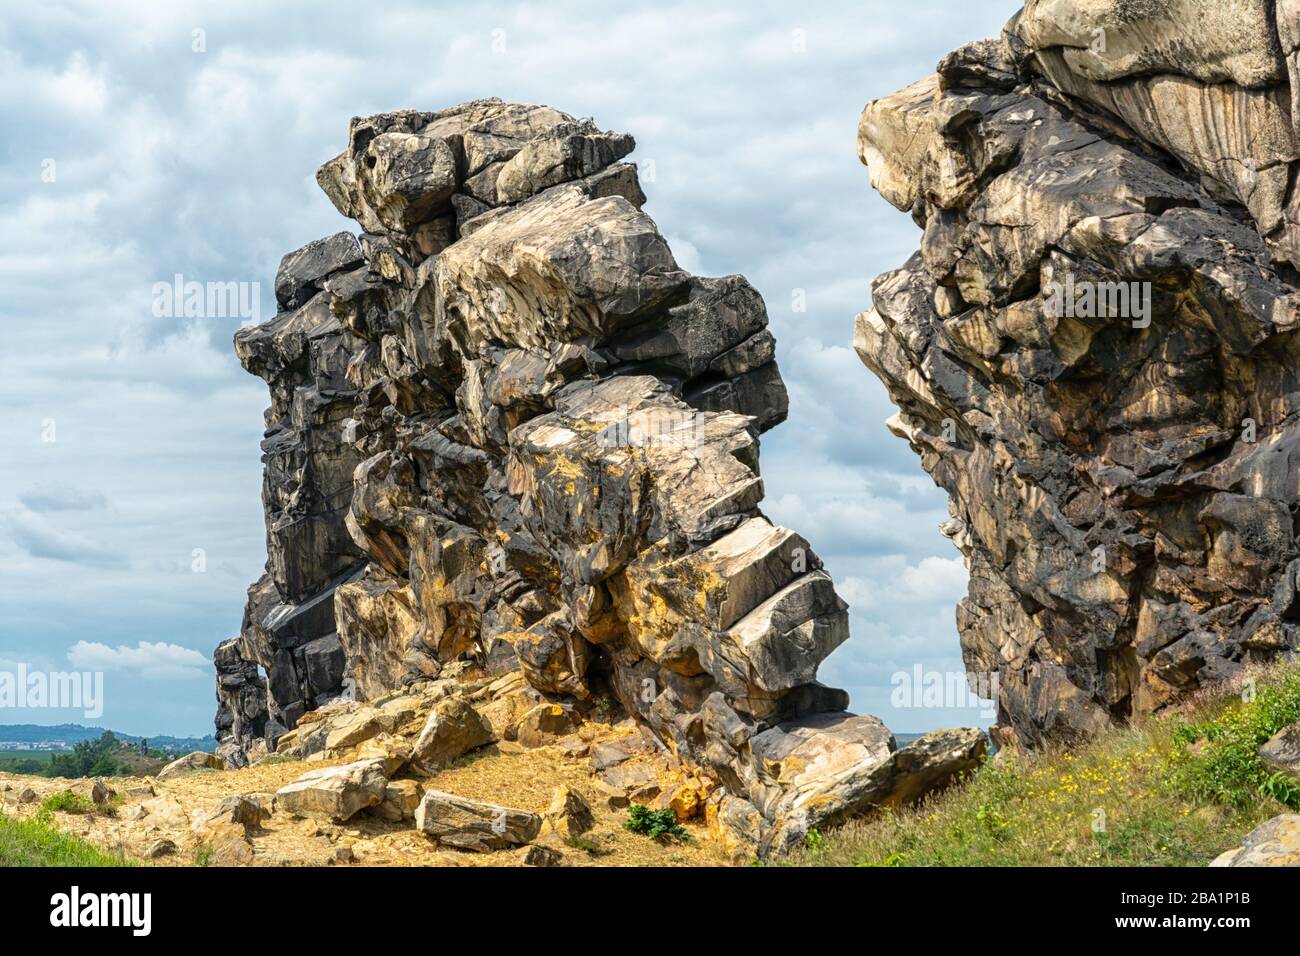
top-left (0, 0), bottom-right (1020, 737)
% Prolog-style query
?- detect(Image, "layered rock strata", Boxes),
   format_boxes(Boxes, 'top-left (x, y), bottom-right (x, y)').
top-left (856, 2), bottom-right (1300, 747)
top-left (216, 99), bottom-right (981, 854)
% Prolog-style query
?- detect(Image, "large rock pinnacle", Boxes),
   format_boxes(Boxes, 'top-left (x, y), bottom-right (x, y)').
top-left (215, 98), bottom-right (982, 856)
top-left (856, 3), bottom-right (1300, 747)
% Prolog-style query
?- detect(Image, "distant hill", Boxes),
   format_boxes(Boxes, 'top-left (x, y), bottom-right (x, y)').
top-left (0, 724), bottom-right (215, 753)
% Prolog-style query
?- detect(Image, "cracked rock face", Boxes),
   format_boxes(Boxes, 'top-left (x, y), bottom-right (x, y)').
top-left (213, 98), bottom-right (980, 855)
top-left (856, 5), bottom-right (1300, 747)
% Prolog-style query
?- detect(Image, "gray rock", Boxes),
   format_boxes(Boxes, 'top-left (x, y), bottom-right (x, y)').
top-left (275, 232), bottom-right (363, 310)
top-left (413, 789), bottom-right (542, 851)
top-left (1211, 814), bottom-right (1300, 866)
top-left (142, 838), bottom-right (176, 860)
top-left (856, 21), bottom-right (1300, 747)
top-left (198, 795), bottom-right (267, 834)
top-left (157, 751), bottom-right (224, 780)
top-left (517, 843), bottom-right (563, 866)
top-left (1261, 720), bottom-right (1300, 777)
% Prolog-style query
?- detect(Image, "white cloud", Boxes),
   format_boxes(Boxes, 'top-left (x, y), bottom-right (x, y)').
top-left (67, 640), bottom-right (211, 678)
top-left (4, 509), bottom-right (125, 568)
top-left (17, 482), bottom-right (109, 512)
top-left (898, 555), bottom-right (969, 601)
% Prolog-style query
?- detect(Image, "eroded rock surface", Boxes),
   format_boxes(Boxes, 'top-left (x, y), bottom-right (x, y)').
top-left (856, 7), bottom-right (1300, 747)
top-left (216, 98), bottom-right (981, 856)
top-left (1211, 813), bottom-right (1300, 866)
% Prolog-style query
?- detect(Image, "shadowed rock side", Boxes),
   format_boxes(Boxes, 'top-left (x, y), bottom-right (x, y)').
top-left (215, 99), bottom-right (984, 857)
top-left (856, 2), bottom-right (1300, 748)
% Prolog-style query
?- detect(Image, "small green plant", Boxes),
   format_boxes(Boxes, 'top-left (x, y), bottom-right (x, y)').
top-left (975, 801), bottom-right (1009, 837)
top-left (624, 804), bottom-right (687, 841)
top-left (193, 845), bottom-right (214, 867)
top-left (804, 828), bottom-right (826, 853)
top-left (564, 834), bottom-right (604, 854)
top-left (38, 790), bottom-right (96, 816)
top-left (1260, 771), bottom-right (1300, 810)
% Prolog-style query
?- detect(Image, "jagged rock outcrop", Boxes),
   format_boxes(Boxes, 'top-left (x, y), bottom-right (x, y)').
top-left (217, 98), bottom-right (982, 856)
top-left (856, 3), bottom-right (1300, 747)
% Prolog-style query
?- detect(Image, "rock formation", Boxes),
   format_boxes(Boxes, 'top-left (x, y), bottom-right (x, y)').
top-left (856, 2), bottom-right (1300, 747)
top-left (216, 99), bottom-right (983, 856)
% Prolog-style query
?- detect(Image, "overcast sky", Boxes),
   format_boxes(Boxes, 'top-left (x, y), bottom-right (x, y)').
top-left (0, 0), bottom-right (1021, 737)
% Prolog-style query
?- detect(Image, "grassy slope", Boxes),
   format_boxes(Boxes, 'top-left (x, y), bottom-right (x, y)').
top-left (795, 658), bottom-right (1300, 867)
top-left (0, 812), bottom-right (131, 866)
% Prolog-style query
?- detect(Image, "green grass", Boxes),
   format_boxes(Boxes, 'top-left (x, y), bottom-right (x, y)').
top-left (0, 750), bottom-right (55, 763)
top-left (0, 812), bottom-right (131, 866)
top-left (793, 658), bottom-right (1300, 867)
top-left (38, 790), bottom-right (97, 815)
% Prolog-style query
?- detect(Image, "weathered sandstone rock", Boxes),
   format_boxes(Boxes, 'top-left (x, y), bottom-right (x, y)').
top-left (275, 759), bottom-right (388, 821)
top-left (414, 789), bottom-right (542, 851)
top-left (545, 784), bottom-right (595, 839)
top-left (1211, 814), bottom-right (1300, 866)
top-left (857, 10), bottom-right (1300, 747)
top-left (411, 697), bottom-right (494, 770)
top-left (217, 97), bottom-right (984, 856)
top-left (158, 751), bottom-right (224, 780)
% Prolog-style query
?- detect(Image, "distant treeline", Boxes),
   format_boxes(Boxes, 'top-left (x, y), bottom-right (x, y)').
top-left (0, 723), bottom-right (214, 751)
top-left (0, 730), bottom-right (211, 779)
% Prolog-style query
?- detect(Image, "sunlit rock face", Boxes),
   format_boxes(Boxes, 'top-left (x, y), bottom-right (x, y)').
top-left (856, 4), bottom-right (1300, 748)
top-left (212, 99), bottom-right (986, 855)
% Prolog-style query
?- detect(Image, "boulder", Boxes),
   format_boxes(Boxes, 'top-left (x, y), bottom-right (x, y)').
top-left (516, 843), bottom-right (563, 866)
top-left (545, 785), bottom-right (595, 839)
top-left (881, 727), bottom-right (988, 807)
top-left (1211, 814), bottom-right (1300, 866)
top-left (275, 759), bottom-right (389, 822)
top-left (205, 824), bottom-right (255, 866)
top-left (413, 789), bottom-right (542, 851)
top-left (411, 697), bottom-right (494, 771)
top-left (514, 702), bottom-right (582, 749)
top-left (158, 751), bottom-right (223, 780)
top-left (372, 779), bottom-right (422, 822)
top-left (752, 715), bottom-right (987, 851)
top-left (138, 796), bottom-right (190, 828)
top-left (1260, 721), bottom-right (1300, 777)
top-left (195, 795), bottom-right (267, 835)
top-left (72, 779), bottom-right (113, 806)
top-left (142, 838), bottom-right (176, 860)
